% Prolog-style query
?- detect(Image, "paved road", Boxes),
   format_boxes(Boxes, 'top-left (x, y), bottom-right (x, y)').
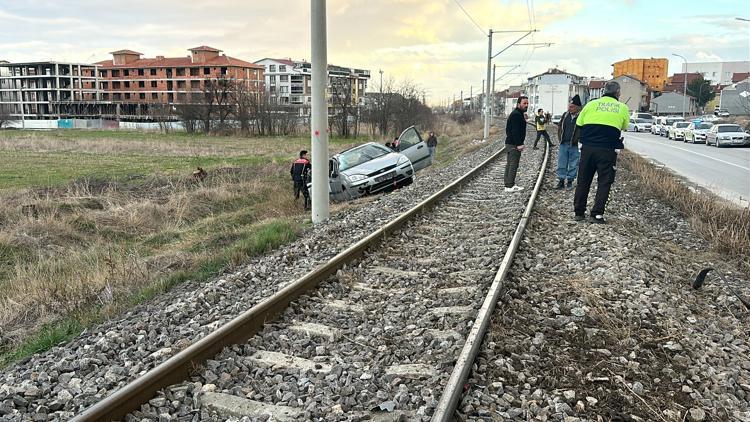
top-left (622, 131), bottom-right (750, 206)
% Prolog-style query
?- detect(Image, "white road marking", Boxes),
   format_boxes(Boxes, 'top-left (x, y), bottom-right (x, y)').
top-left (626, 134), bottom-right (750, 171)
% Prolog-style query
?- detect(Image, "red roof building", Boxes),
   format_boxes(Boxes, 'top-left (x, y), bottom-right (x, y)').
top-left (96, 46), bottom-right (264, 107)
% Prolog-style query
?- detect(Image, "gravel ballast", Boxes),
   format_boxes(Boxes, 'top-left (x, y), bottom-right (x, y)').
top-left (460, 148), bottom-right (750, 421)
top-left (124, 146), bottom-right (545, 421)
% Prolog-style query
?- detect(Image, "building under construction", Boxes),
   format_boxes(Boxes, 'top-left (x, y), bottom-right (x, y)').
top-left (0, 46), bottom-right (264, 123)
top-left (612, 58), bottom-right (668, 91)
top-left (0, 61), bottom-right (101, 120)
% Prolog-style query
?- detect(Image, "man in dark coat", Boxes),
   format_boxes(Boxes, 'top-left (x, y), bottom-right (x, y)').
top-left (426, 131), bottom-right (438, 160)
top-left (504, 96), bottom-right (529, 192)
top-left (290, 150), bottom-right (311, 210)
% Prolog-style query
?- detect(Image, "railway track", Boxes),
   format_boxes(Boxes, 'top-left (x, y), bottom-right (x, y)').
top-left (70, 141), bottom-right (549, 421)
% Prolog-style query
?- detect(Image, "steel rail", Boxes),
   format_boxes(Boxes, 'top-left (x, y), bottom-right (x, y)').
top-left (431, 140), bottom-right (550, 421)
top-left (73, 145), bottom-right (508, 421)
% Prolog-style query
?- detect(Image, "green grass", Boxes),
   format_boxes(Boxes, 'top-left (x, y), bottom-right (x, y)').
top-left (0, 318), bottom-right (83, 366)
top-left (0, 150), bottom-right (268, 189)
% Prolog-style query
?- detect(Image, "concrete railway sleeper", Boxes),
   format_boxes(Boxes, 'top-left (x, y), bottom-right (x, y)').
top-left (67, 142), bottom-right (548, 421)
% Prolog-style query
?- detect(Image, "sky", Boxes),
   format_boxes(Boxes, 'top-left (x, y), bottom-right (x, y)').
top-left (0, 0), bottom-right (748, 105)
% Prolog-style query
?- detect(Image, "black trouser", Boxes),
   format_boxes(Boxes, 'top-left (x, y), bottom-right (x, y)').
top-left (533, 130), bottom-right (550, 148)
top-left (573, 146), bottom-right (617, 216)
top-left (293, 180), bottom-right (310, 209)
top-left (503, 146), bottom-right (522, 188)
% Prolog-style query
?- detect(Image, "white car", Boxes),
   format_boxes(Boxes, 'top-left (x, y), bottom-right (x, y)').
top-left (668, 121), bottom-right (690, 141)
top-left (650, 121), bottom-right (662, 135)
top-left (684, 122), bottom-right (713, 144)
top-left (631, 112), bottom-right (654, 124)
top-left (628, 118), bottom-right (652, 132)
top-left (714, 109), bottom-right (730, 117)
top-left (705, 124), bottom-right (750, 147)
top-left (700, 114), bottom-right (719, 123)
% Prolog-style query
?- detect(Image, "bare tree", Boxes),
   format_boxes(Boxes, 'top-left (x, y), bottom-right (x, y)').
top-left (149, 102), bottom-right (173, 133)
top-left (330, 77), bottom-right (354, 137)
top-left (231, 79), bottom-right (255, 135)
top-left (390, 80), bottom-right (433, 134)
top-left (0, 104), bottom-right (14, 129)
top-left (174, 93), bottom-right (202, 134)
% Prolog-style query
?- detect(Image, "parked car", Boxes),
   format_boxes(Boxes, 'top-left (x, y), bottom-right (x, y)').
top-left (628, 118), bottom-right (652, 132)
top-left (631, 112), bottom-right (654, 124)
top-left (705, 124), bottom-right (750, 147)
top-left (684, 122), bottom-right (713, 143)
top-left (700, 114), bottom-right (719, 123)
top-left (714, 108), bottom-right (730, 117)
top-left (668, 121), bottom-right (690, 140)
top-left (552, 114), bottom-right (562, 124)
top-left (325, 126), bottom-right (431, 201)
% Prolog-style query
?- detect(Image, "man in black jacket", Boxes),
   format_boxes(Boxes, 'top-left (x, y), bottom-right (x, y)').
top-left (504, 95), bottom-right (529, 192)
top-left (290, 150), bottom-right (311, 210)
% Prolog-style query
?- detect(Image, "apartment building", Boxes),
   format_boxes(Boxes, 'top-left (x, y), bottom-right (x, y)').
top-left (0, 61), bottom-right (99, 120)
top-left (612, 58), bottom-right (668, 91)
top-left (526, 68), bottom-right (588, 116)
top-left (96, 46), bottom-right (264, 118)
top-left (255, 58), bottom-right (370, 114)
top-left (254, 58), bottom-right (308, 107)
top-left (682, 61), bottom-right (750, 85)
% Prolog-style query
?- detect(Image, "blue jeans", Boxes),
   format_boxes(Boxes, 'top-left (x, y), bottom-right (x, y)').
top-left (557, 142), bottom-right (580, 181)
top-left (428, 146), bottom-right (436, 158)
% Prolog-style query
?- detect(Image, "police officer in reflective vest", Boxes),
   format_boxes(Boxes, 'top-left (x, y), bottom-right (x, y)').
top-left (573, 81), bottom-right (629, 224)
top-left (290, 150), bottom-right (311, 210)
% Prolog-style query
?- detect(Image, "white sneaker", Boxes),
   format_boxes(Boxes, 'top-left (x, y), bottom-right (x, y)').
top-left (504, 185), bottom-right (524, 192)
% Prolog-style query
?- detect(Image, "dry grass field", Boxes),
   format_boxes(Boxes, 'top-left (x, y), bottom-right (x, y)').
top-left (0, 118), bottom-right (488, 366)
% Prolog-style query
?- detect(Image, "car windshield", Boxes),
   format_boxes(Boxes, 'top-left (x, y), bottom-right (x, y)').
top-left (698, 123), bottom-right (713, 129)
top-left (674, 122), bottom-right (689, 128)
top-left (717, 125), bottom-right (741, 133)
top-left (338, 143), bottom-right (391, 171)
top-left (636, 119), bottom-right (648, 123)
top-left (637, 114), bottom-right (653, 119)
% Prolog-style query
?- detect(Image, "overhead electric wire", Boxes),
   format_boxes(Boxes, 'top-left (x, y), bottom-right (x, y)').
top-left (452, 0), bottom-right (487, 36)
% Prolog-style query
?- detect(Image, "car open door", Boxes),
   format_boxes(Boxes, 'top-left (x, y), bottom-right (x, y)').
top-left (328, 158), bottom-right (348, 201)
top-left (396, 126), bottom-right (432, 171)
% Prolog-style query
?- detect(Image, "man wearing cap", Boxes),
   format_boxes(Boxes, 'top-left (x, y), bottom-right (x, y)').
top-left (555, 95), bottom-right (583, 190)
top-left (573, 81), bottom-right (629, 223)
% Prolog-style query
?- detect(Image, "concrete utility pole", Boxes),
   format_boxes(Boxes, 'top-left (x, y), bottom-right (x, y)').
top-left (483, 30), bottom-right (493, 140)
top-left (490, 64), bottom-right (496, 126)
top-left (673, 53), bottom-right (688, 118)
top-left (311, 0), bottom-right (329, 223)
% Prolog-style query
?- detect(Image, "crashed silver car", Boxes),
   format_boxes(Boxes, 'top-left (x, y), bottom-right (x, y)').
top-left (327, 126), bottom-right (433, 201)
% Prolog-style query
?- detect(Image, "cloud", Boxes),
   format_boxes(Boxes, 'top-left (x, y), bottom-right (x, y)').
top-left (696, 51), bottom-right (724, 61)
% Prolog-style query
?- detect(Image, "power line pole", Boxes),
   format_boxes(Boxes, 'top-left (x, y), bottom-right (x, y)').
top-left (490, 64), bottom-right (496, 126)
top-left (311, 0), bottom-right (329, 223)
top-left (483, 29), bottom-right (548, 140)
top-left (483, 29), bottom-right (493, 140)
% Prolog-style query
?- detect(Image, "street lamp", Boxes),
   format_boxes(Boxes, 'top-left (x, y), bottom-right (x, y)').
top-left (672, 53), bottom-right (688, 118)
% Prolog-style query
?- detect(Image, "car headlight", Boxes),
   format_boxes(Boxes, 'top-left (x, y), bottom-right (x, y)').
top-left (397, 155), bottom-right (410, 166)
top-left (347, 174), bottom-right (367, 182)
